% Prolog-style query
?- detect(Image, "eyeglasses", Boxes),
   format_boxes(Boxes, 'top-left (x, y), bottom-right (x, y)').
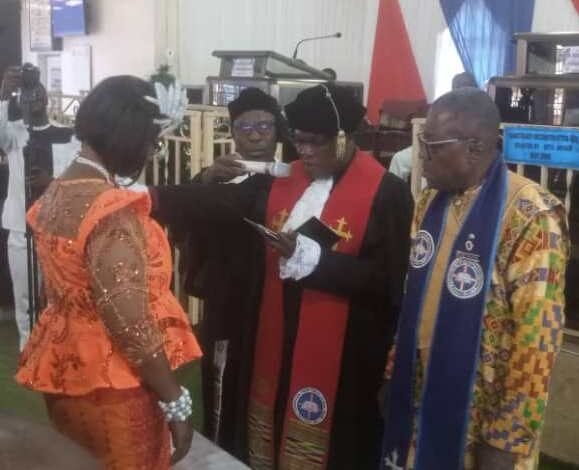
top-left (417, 133), bottom-right (469, 160)
top-left (233, 120), bottom-right (275, 135)
top-left (291, 133), bottom-right (333, 150)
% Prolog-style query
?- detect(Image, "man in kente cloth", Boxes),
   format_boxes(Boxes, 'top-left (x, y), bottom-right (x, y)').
top-left (381, 88), bottom-right (568, 470)
top-left (151, 83), bottom-right (413, 469)
top-left (176, 88), bottom-right (291, 459)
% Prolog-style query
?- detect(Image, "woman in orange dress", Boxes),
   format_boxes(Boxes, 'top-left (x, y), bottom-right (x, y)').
top-left (15, 75), bottom-right (201, 469)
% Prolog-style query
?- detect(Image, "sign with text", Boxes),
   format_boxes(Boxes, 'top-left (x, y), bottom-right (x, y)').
top-left (561, 47), bottom-right (579, 74)
top-left (503, 125), bottom-right (579, 170)
top-left (29, 0), bottom-right (53, 51)
top-left (231, 58), bottom-right (255, 78)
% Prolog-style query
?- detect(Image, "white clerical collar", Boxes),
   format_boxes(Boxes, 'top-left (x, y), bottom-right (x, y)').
top-left (31, 123), bottom-right (51, 131)
top-left (282, 177), bottom-right (334, 233)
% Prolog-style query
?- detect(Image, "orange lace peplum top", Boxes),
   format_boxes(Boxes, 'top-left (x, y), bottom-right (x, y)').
top-left (16, 179), bottom-right (202, 396)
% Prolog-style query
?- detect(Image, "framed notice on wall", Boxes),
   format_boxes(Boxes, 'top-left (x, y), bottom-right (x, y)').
top-left (29, 0), bottom-right (59, 51)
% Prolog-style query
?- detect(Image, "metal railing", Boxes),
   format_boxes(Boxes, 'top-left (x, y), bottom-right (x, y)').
top-left (47, 92), bottom-right (85, 127)
top-left (152, 107), bottom-right (234, 324)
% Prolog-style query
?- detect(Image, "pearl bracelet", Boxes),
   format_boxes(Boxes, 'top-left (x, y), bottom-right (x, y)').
top-left (158, 386), bottom-right (193, 422)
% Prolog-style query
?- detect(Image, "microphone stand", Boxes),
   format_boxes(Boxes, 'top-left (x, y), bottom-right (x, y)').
top-left (292, 33), bottom-right (342, 60)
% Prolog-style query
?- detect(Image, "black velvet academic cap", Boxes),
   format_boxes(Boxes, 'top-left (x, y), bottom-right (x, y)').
top-left (228, 87), bottom-right (282, 123)
top-left (285, 83), bottom-right (366, 137)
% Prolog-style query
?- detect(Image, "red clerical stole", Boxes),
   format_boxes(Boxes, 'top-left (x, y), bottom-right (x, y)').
top-left (248, 152), bottom-right (385, 469)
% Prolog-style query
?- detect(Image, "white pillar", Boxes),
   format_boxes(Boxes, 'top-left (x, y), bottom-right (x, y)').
top-left (154, 0), bottom-right (181, 77)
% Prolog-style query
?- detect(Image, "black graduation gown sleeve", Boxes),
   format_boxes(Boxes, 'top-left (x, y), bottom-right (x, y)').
top-left (150, 176), bottom-right (265, 227)
top-left (167, 170), bottom-right (257, 298)
top-left (171, 172), bottom-right (210, 299)
top-left (301, 172), bottom-right (413, 310)
top-left (153, 174), bottom-right (272, 462)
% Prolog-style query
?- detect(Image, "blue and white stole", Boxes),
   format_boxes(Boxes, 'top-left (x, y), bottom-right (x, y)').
top-left (381, 157), bottom-right (508, 470)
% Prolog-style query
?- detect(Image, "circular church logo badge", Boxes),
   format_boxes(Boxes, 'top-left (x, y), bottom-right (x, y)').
top-left (292, 388), bottom-right (327, 425)
top-left (410, 230), bottom-right (435, 269)
top-left (446, 257), bottom-right (484, 299)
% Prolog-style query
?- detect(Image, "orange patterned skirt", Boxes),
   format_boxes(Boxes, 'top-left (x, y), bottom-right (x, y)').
top-left (45, 387), bottom-right (170, 470)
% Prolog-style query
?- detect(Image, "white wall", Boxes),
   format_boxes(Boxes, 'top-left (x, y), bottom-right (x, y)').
top-left (178, 0), bottom-right (380, 93)
top-left (18, 0), bottom-right (579, 100)
top-left (64, 0), bottom-right (157, 84)
top-left (398, 0), bottom-right (463, 101)
top-left (21, 0), bottom-right (158, 90)
top-left (533, 0), bottom-right (579, 32)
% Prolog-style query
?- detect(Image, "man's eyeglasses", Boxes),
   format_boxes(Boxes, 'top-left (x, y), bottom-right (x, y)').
top-left (291, 133), bottom-right (333, 149)
top-left (417, 133), bottom-right (469, 160)
top-left (233, 120), bottom-right (275, 135)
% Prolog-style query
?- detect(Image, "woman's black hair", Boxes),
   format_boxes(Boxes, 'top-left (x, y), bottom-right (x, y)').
top-left (74, 75), bottom-right (161, 178)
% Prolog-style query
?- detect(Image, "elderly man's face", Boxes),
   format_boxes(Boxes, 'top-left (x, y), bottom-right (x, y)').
top-left (420, 110), bottom-right (473, 192)
top-left (232, 110), bottom-right (277, 162)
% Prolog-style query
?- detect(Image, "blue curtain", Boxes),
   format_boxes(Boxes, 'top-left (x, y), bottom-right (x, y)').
top-left (439, 0), bottom-right (535, 87)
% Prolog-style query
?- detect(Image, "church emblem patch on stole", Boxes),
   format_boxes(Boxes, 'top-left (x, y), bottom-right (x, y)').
top-left (446, 251), bottom-right (484, 299)
top-left (292, 388), bottom-right (328, 425)
top-left (410, 230), bottom-right (435, 269)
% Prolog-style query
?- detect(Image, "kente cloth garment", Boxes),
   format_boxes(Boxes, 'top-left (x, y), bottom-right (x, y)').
top-left (384, 171), bottom-right (568, 470)
top-left (383, 156), bottom-right (510, 470)
top-left (16, 179), bottom-right (202, 394)
top-left (45, 386), bottom-right (171, 470)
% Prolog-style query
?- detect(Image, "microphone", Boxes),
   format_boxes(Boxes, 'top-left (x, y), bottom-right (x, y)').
top-left (239, 160), bottom-right (292, 178)
top-left (292, 32), bottom-right (342, 60)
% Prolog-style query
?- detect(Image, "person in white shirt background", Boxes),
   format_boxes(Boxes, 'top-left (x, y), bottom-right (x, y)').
top-left (389, 72), bottom-right (478, 185)
top-left (0, 65), bottom-right (78, 350)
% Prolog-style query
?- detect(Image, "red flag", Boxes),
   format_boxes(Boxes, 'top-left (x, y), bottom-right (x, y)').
top-left (367, 0), bottom-right (426, 122)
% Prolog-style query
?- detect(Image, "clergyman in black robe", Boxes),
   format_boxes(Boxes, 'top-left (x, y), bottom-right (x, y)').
top-left (169, 88), bottom-right (290, 459)
top-left (151, 83), bottom-right (413, 469)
